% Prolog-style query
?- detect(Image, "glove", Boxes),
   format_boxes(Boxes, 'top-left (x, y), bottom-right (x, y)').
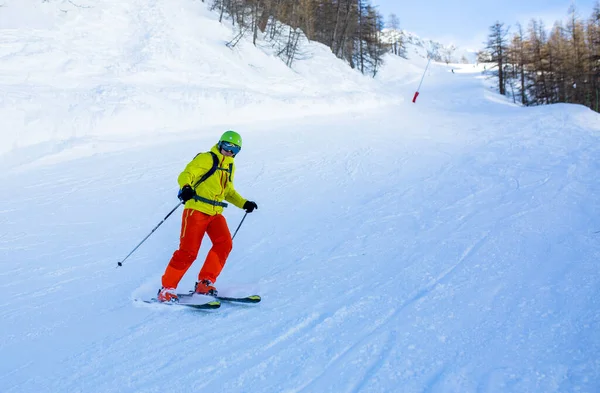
top-left (243, 200), bottom-right (258, 213)
top-left (178, 185), bottom-right (196, 202)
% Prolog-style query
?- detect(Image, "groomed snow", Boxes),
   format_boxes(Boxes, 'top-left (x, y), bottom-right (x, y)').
top-left (1, 1), bottom-right (599, 392)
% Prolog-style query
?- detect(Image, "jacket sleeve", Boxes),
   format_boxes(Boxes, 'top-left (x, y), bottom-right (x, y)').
top-left (224, 162), bottom-right (246, 208)
top-left (225, 187), bottom-right (246, 209)
top-left (177, 153), bottom-right (213, 189)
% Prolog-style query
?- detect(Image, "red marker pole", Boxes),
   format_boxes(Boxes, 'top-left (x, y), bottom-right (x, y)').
top-left (412, 58), bottom-right (431, 103)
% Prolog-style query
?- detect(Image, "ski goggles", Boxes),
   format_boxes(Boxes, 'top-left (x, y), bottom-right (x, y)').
top-left (220, 141), bottom-right (241, 155)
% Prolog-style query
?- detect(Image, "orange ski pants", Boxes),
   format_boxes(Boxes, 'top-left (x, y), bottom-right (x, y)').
top-left (161, 209), bottom-right (232, 289)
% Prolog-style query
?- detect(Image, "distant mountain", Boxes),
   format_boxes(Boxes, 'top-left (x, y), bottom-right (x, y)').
top-left (381, 28), bottom-right (478, 64)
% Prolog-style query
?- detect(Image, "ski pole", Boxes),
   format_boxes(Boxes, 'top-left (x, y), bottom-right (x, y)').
top-left (117, 202), bottom-right (183, 267)
top-left (231, 212), bottom-right (248, 240)
top-left (412, 58), bottom-right (431, 103)
top-left (116, 156), bottom-right (220, 268)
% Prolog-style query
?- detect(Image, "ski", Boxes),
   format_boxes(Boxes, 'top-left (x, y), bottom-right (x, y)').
top-left (139, 298), bottom-right (221, 309)
top-left (215, 295), bottom-right (261, 304)
top-left (179, 293), bottom-right (261, 304)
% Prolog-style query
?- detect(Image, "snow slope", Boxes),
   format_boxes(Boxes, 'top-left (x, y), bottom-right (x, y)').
top-left (1, 1), bottom-right (600, 392)
top-left (0, 0), bottom-right (394, 160)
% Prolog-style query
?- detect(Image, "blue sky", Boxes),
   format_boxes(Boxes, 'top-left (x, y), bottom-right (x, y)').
top-left (373, 0), bottom-right (598, 50)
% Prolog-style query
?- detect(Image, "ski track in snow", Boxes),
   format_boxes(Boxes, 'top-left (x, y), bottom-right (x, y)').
top-left (2, 97), bottom-right (600, 392)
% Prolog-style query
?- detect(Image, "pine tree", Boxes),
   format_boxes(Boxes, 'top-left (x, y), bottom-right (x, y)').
top-left (486, 21), bottom-right (510, 95)
top-left (564, 6), bottom-right (587, 104)
top-left (587, 2), bottom-right (600, 111)
top-left (526, 19), bottom-right (552, 104)
top-left (508, 23), bottom-right (528, 105)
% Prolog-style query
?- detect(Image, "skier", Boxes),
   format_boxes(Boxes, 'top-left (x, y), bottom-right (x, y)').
top-left (157, 130), bottom-right (258, 302)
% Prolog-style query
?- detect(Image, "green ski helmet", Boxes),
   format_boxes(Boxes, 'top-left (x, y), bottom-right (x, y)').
top-left (218, 130), bottom-right (242, 156)
top-left (219, 130), bottom-right (242, 147)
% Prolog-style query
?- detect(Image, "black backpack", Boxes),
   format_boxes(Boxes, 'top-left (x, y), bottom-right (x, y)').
top-left (191, 152), bottom-right (219, 188)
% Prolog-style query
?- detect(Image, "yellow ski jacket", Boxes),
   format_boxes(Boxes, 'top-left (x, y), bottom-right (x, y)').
top-left (177, 144), bottom-right (247, 215)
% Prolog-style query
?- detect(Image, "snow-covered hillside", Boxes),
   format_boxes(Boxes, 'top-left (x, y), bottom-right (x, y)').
top-left (0, 0), bottom-right (401, 161)
top-left (1, 1), bottom-right (599, 393)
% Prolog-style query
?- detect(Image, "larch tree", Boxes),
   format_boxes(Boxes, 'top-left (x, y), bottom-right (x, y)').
top-left (486, 21), bottom-right (510, 95)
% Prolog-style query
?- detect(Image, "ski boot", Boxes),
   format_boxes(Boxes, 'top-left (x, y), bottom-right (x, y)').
top-left (157, 287), bottom-right (178, 303)
top-left (194, 280), bottom-right (218, 296)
